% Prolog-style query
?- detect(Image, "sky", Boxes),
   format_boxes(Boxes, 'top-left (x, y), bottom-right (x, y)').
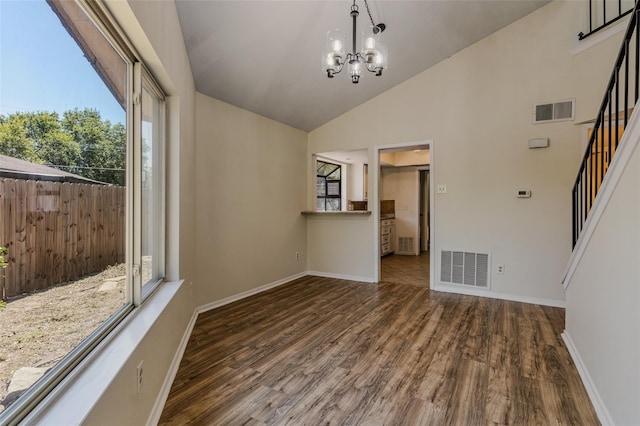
top-left (0, 0), bottom-right (125, 124)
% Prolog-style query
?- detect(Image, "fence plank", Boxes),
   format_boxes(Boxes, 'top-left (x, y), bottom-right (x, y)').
top-left (0, 178), bottom-right (125, 298)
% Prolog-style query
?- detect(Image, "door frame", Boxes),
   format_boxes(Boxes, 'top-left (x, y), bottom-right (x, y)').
top-left (373, 139), bottom-right (434, 288)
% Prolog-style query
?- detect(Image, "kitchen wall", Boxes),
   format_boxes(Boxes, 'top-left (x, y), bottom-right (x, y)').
top-left (307, 0), bottom-right (623, 304)
top-left (382, 167), bottom-right (420, 255)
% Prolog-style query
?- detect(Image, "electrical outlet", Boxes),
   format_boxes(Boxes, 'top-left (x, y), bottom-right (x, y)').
top-left (437, 184), bottom-right (447, 194)
top-left (296, 252), bottom-right (300, 260)
top-left (136, 361), bottom-right (144, 394)
top-left (497, 265), bottom-right (505, 275)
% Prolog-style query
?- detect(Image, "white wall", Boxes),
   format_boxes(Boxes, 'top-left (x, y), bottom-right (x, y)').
top-left (194, 93), bottom-right (308, 303)
top-left (564, 131), bottom-right (640, 424)
top-left (382, 167), bottom-right (420, 255)
top-left (347, 162), bottom-right (366, 201)
top-left (307, 0), bottom-right (623, 303)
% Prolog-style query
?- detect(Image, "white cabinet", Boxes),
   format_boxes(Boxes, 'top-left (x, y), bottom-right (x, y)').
top-left (380, 218), bottom-right (395, 256)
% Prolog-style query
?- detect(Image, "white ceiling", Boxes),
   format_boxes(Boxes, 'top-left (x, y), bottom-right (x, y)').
top-left (176, 0), bottom-right (549, 132)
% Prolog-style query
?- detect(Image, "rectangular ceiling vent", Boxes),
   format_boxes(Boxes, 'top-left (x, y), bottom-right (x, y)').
top-left (534, 99), bottom-right (575, 123)
top-left (440, 250), bottom-right (489, 288)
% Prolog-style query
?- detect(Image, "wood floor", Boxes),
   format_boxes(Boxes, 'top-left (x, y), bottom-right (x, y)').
top-left (381, 252), bottom-right (430, 287)
top-left (159, 275), bottom-right (598, 425)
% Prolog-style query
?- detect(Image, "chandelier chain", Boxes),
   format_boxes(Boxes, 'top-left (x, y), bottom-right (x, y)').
top-left (363, 0), bottom-right (376, 28)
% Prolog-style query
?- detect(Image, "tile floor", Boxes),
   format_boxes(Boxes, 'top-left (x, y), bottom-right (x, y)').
top-left (380, 251), bottom-right (429, 287)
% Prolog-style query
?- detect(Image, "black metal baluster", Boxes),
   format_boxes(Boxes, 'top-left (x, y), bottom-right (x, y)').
top-left (625, 39), bottom-right (630, 127)
top-left (608, 92), bottom-right (613, 171)
top-left (616, 69), bottom-right (620, 147)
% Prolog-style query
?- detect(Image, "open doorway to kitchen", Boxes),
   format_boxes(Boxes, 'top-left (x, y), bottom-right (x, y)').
top-left (377, 142), bottom-right (432, 287)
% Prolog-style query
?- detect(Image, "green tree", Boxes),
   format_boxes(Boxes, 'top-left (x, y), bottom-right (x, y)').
top-left (0, 114), bottom-right (37, 161)
top-left (0, 109), bottom-right (125, 185)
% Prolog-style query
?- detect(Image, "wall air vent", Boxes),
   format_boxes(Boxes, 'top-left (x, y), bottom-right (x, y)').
top-left (534, 99), bottom-right (575, 123)
top-left (397, 237), bottom-right (414, 254)
top-left (440, 250), bottom-right (489, 288)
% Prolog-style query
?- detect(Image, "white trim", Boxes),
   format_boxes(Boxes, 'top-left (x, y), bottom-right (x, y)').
top-left (147, 309), bottom-right (198, 426)
top-left (563, 103), bottom-right (640, 288)
top-left (571, 16), bottom-right (630, 56)
top-left (432, 283), bottom-right (566, 308)
top-left (197, 272), bottom-right (307, 314)
top-left (561, 331), bottom-right (615, 425)
top-left (306, 271), bottom-right (375, 283)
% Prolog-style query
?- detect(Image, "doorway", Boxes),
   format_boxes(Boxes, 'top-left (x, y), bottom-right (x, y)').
top-left (376, 142), bottom-right (433, 287)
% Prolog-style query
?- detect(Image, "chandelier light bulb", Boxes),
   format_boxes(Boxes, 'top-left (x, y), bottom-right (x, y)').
top-left (365, 37), bottom-right (375, 49)
top-left (332, 39), bottom-right (343, 52)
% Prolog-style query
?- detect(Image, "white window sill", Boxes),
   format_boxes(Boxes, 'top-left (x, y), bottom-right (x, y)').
top-left (20, 280), bottom-right (184, 425)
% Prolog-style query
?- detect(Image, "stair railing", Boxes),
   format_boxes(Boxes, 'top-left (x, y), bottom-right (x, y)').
top-left (573, 0), bottom-right (640, 247)
top-left (572, 0), bottom-right (640, 247)
top-left (579, 0), bottom-right (634, 40)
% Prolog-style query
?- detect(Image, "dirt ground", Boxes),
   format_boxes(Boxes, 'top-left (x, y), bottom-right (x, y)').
top-left (0, 264), bottom-right (126, 412)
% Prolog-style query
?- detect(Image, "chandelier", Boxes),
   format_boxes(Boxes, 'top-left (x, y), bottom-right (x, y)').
top-left (323, 0), bottom-right (387, 84)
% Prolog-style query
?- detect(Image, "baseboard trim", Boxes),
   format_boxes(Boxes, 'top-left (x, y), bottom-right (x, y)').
top-left (147, 309), bottom-right (198, 426)
top-left (306, 271), bottom-right (375, 283)
top-left (561, 331), bottom-right (614, 425)
top-left (432, 283), bottom-right (566, 308)
top-left (196, 272), bottom-right (308, 315)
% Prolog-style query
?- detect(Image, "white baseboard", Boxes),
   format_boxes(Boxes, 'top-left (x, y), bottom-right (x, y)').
top-left (147, 309), bottom-right (198, 426)
top-left (306, 271), bottom-right (375, 283)
top-left (561, 331), bottom-right (614, 426)
top-left (196, 272), bottom-right (307, 315)
top-left (432, 283), bottom-right (566, 308)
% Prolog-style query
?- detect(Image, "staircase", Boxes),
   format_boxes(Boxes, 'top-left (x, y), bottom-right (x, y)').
top-left (572, 0), bottom-right (640, 247)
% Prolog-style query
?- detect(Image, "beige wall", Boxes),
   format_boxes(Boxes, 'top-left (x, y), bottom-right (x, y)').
top-left (194, 93), bottom-right (308, 303)
top-left (308, 1), bottom-right (623, 303)
top-left (564, 127), bottom-right (640, 424)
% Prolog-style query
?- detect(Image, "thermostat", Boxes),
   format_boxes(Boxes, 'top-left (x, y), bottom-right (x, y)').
top-left (517, 190), bottom-right (532, 198)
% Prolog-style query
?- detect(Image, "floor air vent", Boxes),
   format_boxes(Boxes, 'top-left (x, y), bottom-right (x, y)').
top-left (440, 250), bottom-right (489, 288)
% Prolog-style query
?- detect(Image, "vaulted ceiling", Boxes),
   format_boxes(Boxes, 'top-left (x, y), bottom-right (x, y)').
top-left (175, 0), bottom-right (549, 132)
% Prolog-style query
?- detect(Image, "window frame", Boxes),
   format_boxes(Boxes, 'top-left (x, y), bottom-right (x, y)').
top-left (0, 1), bottom-right (167, 423)
top-left (316, 159), bottom-right (342, 211)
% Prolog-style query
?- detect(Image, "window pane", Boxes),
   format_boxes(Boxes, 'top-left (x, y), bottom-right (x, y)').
top-left (326, 198), bottom-right (340, 211)
top-left (0, 0), bottom-right (127, 414)
top-left (327, 167), bottom-right (341, 180)
top-left (327, 181), bottom-right (340, 196)
top-left (316, 176), bottom-right (326, 197)
top-left (140, 83), bottom-right (163, 289)
top-left (316, 198), bottom-right (325, 211)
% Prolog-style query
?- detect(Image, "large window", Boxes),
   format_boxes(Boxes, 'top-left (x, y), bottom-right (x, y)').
top-left (0, 0), bottom-right (165, 422)
top-left (317, 160), bottom-right (342, 211)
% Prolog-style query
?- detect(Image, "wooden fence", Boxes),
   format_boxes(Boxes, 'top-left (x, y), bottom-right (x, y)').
top-left (0, 178), bottom-right (125, 298)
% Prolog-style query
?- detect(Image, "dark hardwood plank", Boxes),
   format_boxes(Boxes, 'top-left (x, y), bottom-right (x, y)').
top-left (159, 276), bottom-right (599, 425)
